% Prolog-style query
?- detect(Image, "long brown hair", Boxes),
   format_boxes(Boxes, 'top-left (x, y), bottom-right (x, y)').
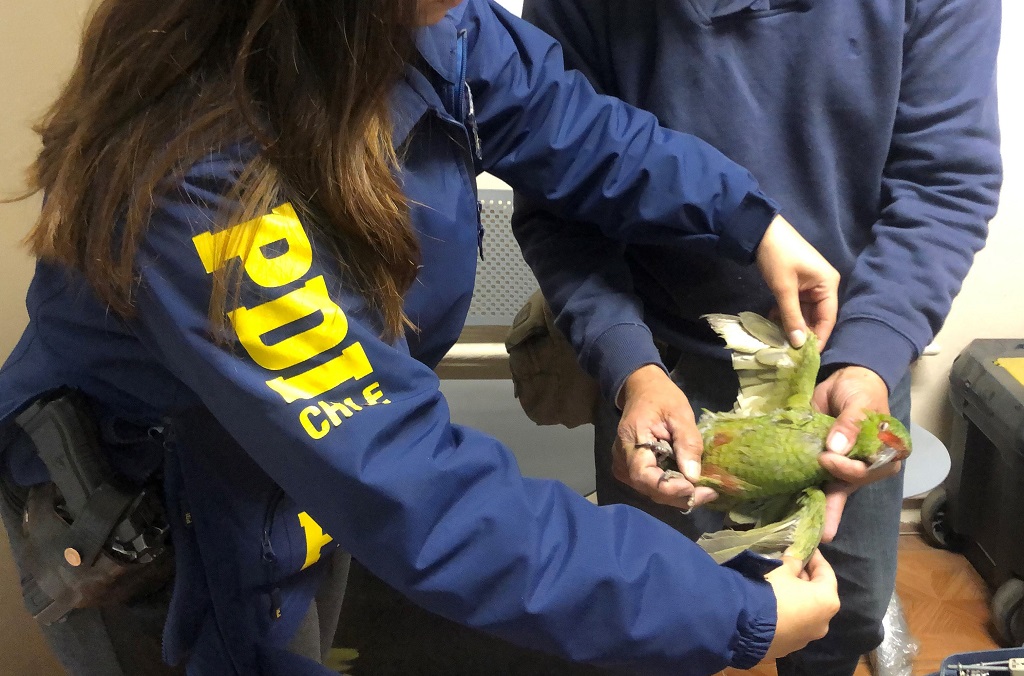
top-left (19, 0), bottom-right (420, 339)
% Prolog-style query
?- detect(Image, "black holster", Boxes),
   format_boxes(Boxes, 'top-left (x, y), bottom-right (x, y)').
top-left (7, 389), bottom-right (172, 625)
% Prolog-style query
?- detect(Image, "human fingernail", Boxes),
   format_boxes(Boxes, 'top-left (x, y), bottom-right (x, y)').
top-left (693, 488), bottom-right (718, 506)
top-left (789, 329), bottom-right (806, 347)
top-left (827, 432), bottom-right (849, 454)
top-left (683, 460), bottom-right (701, 482)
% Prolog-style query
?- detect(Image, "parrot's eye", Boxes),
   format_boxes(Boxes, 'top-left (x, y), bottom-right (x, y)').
top-left (879, 421), bottom-right (890, 432)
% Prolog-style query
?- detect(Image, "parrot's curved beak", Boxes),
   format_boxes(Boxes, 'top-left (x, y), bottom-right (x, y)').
top-left (877, 430), bottom-right (910, 460)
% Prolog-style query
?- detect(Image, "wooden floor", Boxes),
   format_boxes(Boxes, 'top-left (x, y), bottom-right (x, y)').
top-left (720, 533), bottom-right (1002, 676)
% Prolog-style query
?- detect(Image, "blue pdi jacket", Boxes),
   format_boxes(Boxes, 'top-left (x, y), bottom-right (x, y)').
top-left (0, 1), bottom-right (786, 674)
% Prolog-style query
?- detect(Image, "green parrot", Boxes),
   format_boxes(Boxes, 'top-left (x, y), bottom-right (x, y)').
top-left (643, 312), bottom-right (912, 565)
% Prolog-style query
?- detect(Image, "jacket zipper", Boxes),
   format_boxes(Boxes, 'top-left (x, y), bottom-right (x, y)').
top-left (262, 488), bottom-right (285, 620)
top-left (455, 29), bottom-right (485, 261)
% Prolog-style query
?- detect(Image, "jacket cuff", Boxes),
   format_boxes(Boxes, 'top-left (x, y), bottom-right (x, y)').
top-left (584, 323), bottom-right (666, 406)
top-left (820, 317), bottom-right (919, 393)
top-left (727, 576), bottom-right (777, 669)
top-left (715, 191), bottom-right (779, 264)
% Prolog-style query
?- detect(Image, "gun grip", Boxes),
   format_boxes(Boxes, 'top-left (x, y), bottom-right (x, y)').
top-left (15, 391), bottom-right (110, 516)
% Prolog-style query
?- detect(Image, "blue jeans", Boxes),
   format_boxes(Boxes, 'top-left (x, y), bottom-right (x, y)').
top-left (593, 354), bottom-right (909, 676)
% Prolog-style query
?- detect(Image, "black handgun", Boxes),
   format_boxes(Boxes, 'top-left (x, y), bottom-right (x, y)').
top-left (13, 390), bottom-right (171, 623)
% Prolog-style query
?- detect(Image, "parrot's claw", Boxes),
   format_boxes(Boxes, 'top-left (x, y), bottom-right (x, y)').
top-left (638, 441), bottom-right (678, 473)
top-left (658, 469), bottom-right (686, 485)
top-left (637, 440), bottom-right (673, 459)
top-left (654, 469), bottom-right (696, 512)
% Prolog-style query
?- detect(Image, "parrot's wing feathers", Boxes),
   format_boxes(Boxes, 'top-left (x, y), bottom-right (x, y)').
top-left (739, 311), bottom-right (787, 347)
top-left (703, 313), bottom-right (772, 354)
top-left (702, 312), bottom-right (820, 415)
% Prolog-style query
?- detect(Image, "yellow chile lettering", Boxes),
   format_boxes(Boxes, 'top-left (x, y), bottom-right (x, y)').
top-left (299, 406), bottom-right (329, 440)
top-left (320, 400), bottom-right (354, 426)
top-left (297, 512), bottom-right (333, 570)
top-left (297, 383), bottom-right (392, 440)
top-left (363, 382), bottom-right (389, 406)
top-left (192, 203), bottom-right (312, 288)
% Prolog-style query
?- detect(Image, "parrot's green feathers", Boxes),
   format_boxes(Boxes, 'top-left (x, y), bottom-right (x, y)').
top-left (702, 312), bottom-right (818, 416)
top-left (696, 488), bottom-right (825, 564)
top-left (691, 312), bottom-right (912, 568)
top-left (849, 411), bottom-right (912, 467)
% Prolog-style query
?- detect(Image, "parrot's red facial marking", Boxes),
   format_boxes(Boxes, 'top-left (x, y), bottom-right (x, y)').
top-left (877, 430), bottom-right (909, 459)
top-left (712, 432), bottom-right (733, 448)
top-left (701, 464), bottom-right (744, 495)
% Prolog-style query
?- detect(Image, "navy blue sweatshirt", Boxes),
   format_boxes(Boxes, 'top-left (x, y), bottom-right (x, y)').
top-left (514, 0), bottom-right (1002, 401)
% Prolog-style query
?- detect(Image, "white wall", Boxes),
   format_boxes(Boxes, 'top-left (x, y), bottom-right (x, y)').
top-left (0, 4), bottom-right (90, 673)
top-left (495, 0), bottom-right (523, 16)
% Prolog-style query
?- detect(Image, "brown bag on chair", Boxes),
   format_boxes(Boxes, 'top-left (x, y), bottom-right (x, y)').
top-left (504, 290), bottom-right (599, 428)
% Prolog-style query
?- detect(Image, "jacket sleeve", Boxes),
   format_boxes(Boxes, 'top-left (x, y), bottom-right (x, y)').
top-left (508, 0), bottom-right (665, 403)
top-left (462, 0), bottom-right (779, 261)
top-left (820, 0), bottom-right (1002, 390)
top-left (128, 175), bottom-right (776, 674)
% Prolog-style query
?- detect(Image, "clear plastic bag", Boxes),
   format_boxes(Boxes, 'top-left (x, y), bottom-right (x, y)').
top-left (869, 592), bottom-right (920, 676)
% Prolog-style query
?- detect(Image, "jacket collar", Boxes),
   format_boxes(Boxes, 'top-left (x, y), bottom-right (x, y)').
top-left (392, 1), bottom-right (470, 146)
top-left (413, 0), bottom-right (470, 84)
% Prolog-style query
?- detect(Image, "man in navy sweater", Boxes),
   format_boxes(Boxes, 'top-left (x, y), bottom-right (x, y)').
top-left (514, 0), bottom-right (1002, 673)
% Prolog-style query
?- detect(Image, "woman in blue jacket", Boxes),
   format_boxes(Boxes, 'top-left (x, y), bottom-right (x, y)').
top-left (0, 0), bottom-right (842, 674)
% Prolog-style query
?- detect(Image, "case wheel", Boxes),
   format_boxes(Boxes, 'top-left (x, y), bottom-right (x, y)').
top-left (920, 487), bottom-right (961, 550)
top-left (991, 578), bottom-right (1024, 646)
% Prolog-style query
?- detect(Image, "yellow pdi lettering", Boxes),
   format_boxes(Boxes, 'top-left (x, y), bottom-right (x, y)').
top-left (266, 343), bottom-right (373, 403)
top-left (297, 512), bottom-right (334, 570)
top-left (228, 276), bottom-right (348, 371)
top-left (191, 203), bottom-right (375, 402)
top-left (192, 203), bottom-right (312, 288)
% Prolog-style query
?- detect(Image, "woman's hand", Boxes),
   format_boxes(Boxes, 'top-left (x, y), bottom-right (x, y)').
top-left (756, 215), bottom-right (840, 350)
top-left (763, 551), bottom-right (841, 660)
top-left (612, 365), bottom-right (718, 510)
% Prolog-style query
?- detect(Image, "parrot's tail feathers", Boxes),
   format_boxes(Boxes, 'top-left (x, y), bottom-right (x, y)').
top-left (699, 488), bottom-right (827, 565)
top-left (726, 510), bottom-right (759, 526)
top-left (727, 494), bottom-right (797, 527)
top-left (697, 518), bottom-right (799, 564)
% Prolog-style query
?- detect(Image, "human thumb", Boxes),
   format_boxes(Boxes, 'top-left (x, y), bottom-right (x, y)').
top-left (775, 293), bottom-right (808, 349)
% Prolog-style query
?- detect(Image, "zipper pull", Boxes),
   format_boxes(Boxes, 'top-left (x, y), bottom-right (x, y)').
top-left (269, 587), bottom-right (283, 620)
top-left (476, 201), bottom-right (485, 261)
top-left (465, 82), bottom-right (483, 162)
top-left (261, 528), bottom-right (277, 563)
